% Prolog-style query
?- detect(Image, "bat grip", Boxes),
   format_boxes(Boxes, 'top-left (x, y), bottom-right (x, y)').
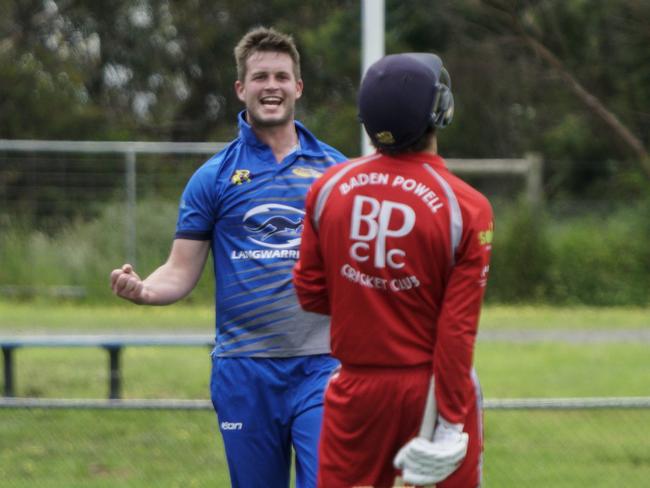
top-left (393, 375), bottom-right (438, 487)
top-left (418, 375), bottom-right (437, 440)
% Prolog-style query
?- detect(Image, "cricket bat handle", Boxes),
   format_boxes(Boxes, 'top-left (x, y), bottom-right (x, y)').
top-left (393, 375), bottom-right (437, 487)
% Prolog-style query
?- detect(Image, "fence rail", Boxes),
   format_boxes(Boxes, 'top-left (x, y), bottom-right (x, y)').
top-left (0, 139), bottom-right (227, 154)
top-left (1, 395), bottom-right (649, 410)
top-left (484, 396), bottom-right (650, 410)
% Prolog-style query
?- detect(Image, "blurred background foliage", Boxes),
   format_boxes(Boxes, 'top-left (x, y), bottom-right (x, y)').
top-left (1, 0), bottom-right (648, 172)
top-left (1, 0), bottom-right (649, 305)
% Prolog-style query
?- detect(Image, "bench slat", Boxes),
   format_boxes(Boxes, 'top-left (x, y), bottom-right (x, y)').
top-left (0, 335), bottom-right (214, 348)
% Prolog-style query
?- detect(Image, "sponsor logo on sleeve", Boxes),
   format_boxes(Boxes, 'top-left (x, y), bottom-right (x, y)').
top-left (478, 222), bottom-right (494, 248)
top-left (477, 222), bottom-right (493, 286)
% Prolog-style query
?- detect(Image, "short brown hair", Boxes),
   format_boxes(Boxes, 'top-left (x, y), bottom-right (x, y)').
top-left (234, 27), bottom-right (301, 81)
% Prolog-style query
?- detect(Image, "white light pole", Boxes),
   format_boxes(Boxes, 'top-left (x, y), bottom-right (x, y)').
top-left (361, 0), bottom-right (385, 156)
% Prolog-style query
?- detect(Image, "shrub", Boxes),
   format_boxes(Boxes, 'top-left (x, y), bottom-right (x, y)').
top-left (0, 199), bottom-right (213, 304)
top-left (1, 197), bottom-right (648, 306)
top-left (486, 200), bottom-right (553, 303)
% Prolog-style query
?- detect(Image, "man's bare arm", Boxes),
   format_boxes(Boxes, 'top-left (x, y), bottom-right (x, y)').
top-left (110, 239), bottom-right (210, 305)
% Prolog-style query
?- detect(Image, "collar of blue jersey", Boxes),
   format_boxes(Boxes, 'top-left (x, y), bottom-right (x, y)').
top-left (237, 110), bottom-right (326, 158)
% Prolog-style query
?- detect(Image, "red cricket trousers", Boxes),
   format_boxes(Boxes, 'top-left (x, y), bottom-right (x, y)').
top-left (317, 365), bottom-right (482, 488)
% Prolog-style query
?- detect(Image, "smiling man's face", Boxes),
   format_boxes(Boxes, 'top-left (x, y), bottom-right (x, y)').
top-left (235, 51), bottom-right (303, 129)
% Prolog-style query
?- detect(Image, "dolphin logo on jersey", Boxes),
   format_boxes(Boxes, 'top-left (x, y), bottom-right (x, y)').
top-left (243, 204), bottom-right (305, 249)
top-left (246, 216), bottom-right (303, 240)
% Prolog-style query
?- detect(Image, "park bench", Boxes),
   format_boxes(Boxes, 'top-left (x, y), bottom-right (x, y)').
top-left (0, 334), bottom-right (214, 399)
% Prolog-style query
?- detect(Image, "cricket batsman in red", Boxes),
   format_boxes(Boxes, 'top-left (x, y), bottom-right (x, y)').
top-left (293, 53), bottom-right (494, 487)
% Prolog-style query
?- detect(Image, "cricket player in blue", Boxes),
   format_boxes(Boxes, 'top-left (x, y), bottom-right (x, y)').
top-left (110, 27), bottom-right (345, 488)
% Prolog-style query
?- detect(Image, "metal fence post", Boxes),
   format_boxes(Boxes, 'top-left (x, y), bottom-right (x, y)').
top-left (361, 0), bottom-right (385, 156)
top-left (125, 150), bottom-right (137, 267)
top-left (525, 152), bottom-right (543, 207)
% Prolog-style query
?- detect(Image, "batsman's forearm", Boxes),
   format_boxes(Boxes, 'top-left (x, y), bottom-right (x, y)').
top-left (293, 267), bottom-right (330, 314)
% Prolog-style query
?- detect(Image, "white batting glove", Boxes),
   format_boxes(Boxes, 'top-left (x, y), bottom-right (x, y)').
top-left (394, 418), bottom-right (469, 485)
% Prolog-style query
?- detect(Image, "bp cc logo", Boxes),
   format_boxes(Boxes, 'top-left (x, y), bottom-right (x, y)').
top-left (243, 204), bottom-right (304, 249)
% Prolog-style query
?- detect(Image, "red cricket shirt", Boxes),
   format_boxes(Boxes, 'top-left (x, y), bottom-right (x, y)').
top-left (293, 151), bottom-right (493, 423)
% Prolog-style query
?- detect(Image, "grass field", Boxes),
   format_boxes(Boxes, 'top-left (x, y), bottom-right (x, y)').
top-left (2, 301), bottom-right (650, 332)
top-left (1, 409), bottom-right (228, 488)
top-left (1, 302), bottom-right (649, 486)
top-left (2, 408), bottom-right (648, 487)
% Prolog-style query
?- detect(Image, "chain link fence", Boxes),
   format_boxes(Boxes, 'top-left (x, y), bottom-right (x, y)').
top-left (0, 140), bottom-right (227, 300)
top-left (0, 139), bottom-right (541, 254)
top-left (0, 139), bottom-right (544, 303)
top-left (0, 140), bottom-right (225, 269)
top-left (1, 397), bottom-right (649, 487)
top-left (483, 401), bottom-right (650, 487)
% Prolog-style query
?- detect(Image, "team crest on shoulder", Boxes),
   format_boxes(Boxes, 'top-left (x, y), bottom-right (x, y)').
top-left (231, 169), bottom-right (252, 185)
top-left (292, 167), bottom-right (323, 178)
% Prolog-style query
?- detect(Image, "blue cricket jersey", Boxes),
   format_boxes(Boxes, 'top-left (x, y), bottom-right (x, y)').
top-left (175, 111), bottom-right (346, 357)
